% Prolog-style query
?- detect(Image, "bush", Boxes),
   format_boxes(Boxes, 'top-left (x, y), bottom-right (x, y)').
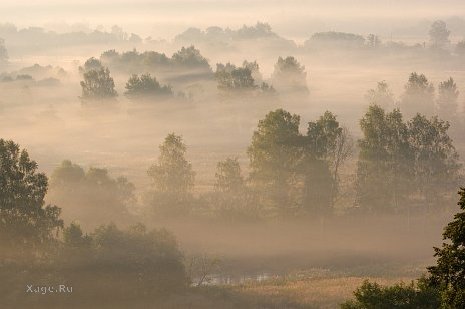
top-left (341, 279), bottom-right (440, 309)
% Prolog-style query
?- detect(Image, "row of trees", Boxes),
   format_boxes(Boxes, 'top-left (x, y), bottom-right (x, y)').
top-left (306, 20), bottom-right (452, 51)
top-left (79, 52), bottom-right (309, 102)
top-left (79, 58), bottom-right (175, 102)
top-left (175, 22), bottom-right (282, 44)
top-left (45, 103), bottom-right (460, 223)
top-left (214, 56), bottom-right (308, 95)
top-left (366, 73), bottom-right (462, 122)
top-left (100, 46), bottom-right (211, 74)
top-left (219, 53), bottom-right (311, 96)
top-left (142, 110), bottom-right (351, 220)
top-left (356, 105), bottom-right (461, 213)
top-left (174, 20), bottom-right (465, 57)
top-left (141, 106), bottom-right (459, 220)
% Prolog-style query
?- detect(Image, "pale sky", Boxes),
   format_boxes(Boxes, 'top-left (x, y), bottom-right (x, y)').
top-left (1, 0), bottom-right (464, 40)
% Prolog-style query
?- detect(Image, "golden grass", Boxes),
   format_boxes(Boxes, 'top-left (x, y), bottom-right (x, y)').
top-left (231, 275), bottom-right (417, 309)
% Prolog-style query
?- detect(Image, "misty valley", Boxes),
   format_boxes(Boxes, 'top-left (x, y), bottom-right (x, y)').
top-left (1, 8), bottom-right (465, 309)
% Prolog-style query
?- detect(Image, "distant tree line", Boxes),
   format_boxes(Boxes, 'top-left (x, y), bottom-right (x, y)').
top-left (79, 48), bottom-right (310, 102)
top-left (4, 20), bottom-right (465, 61)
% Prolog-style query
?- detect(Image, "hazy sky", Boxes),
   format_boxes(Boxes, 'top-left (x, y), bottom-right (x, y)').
top-left (1, 0), bottom-right (465, 40)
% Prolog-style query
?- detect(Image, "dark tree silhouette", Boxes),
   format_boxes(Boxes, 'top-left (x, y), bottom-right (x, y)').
top-left (429, 188), bottom-right (465, 307)
top-left (0, 139), bottom-right (63, 253)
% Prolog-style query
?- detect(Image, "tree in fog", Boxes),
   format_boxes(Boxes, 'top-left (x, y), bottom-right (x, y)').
top-left (365, 81), bottom-right (395, 109)
top-left (307, 31), bottom-right (365, 49)
top-left (215, 158), bottom-right (245, 193)
top-left (242, 60), bottom-right (263, 84)
top-left (215, 62), bottom-right (256, 91)
top-left (111, 25), bottom-right (128, 41)
top-left (301, 112), bottom-right (349, 214)
top-left (401, 72), bottom-right (435, 116)
top-left (63, 222), bottom-right (92, 249)
top-left (49, 160), bottom-right (136, 226)
top-left (355, 106), bottom-right (412, 213)
top-left (428, 188), bottom-right (465, 308)
top-left (100, 49), bottom-right (119, 63)
top-left (248, 109), bottom-right (301, 216)
top-left (79, 57), bottom-right (103, 74)
top-left (456, 40), bottom-right (465, 56)
top-left (408, 115), bottom-right (461, 211)
top-left (271, 56), bottom-right (308, 94)
top-left (235, 22), bottom-right (276, 39)
top-left (50, 160), bottom-right (85, 187)
top-left (124, 73), bottom-right (173, 100)
top-left (429, 20), bottom-right (450, 49)
top-left (259, 82), bottom-right (277, 95)
top-left (437, 77), bottom-right (459, 120)
top-left (366, 34), bottom-right (381, 48)
top-left (0, 38), bottom-right (8, 64)
top-left (80, 67), bottom-right (118, 101)
top-left (171, 46), bottom-right (210, 70)
top-left (212, 158), bottom-right (257, 221)
top-left (128, 33), bottom-right (142, 44)
top-left (356, 104), bottom-right (460, 213)
top-left (60, 222), bottom-right (187, 297)
top-left (0, 139), bottom-right (63, 253)
top-left (147, 134), bottom-right (195, 216)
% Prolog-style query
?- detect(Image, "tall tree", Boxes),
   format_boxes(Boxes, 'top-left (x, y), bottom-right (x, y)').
top-left (213, 158), bottom-right (257, 221)
top-left (429, 20), bottom-right (450, 49)
top-left (247, 109), bottom-right (301, 216)
top-left (271, 56), bottom-right (308, 94)
top-left (147, 134), bottom-right (195, 216)
top-left (0, 139), bottom-right (63, 255)
top-left (408, 115), bottom-right (461, 211)
top-left (80, 67), bottom-right (118, 101)
top-left (79, 57), bottom-right (103, 74)
top-left (437, 77), bottom-right (459, 120)
top-left (302, 111), bottom-right (350, 214)
top-left (429, 188), bottom-right (465, 308)
top-left (366, 34), bottom-right (381, 48)
top-left (243, 60), bottom-right (263, 84)
top-left (215, 158), bottom-right (245, 194)
top-left (401, 72), bottom-right (435, 117)
top-left (365, 81), bottom-right (395, 109)
top-left (355, 106), bottom-right (412, 213)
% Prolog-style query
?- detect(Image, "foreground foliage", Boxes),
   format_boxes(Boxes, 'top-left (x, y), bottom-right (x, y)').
top-left (341, 279), bottom-right (439, 309)
top-left (429, 187), bottom-right (465, 308)
top-left (343, 188), bottom-right (465, 308)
